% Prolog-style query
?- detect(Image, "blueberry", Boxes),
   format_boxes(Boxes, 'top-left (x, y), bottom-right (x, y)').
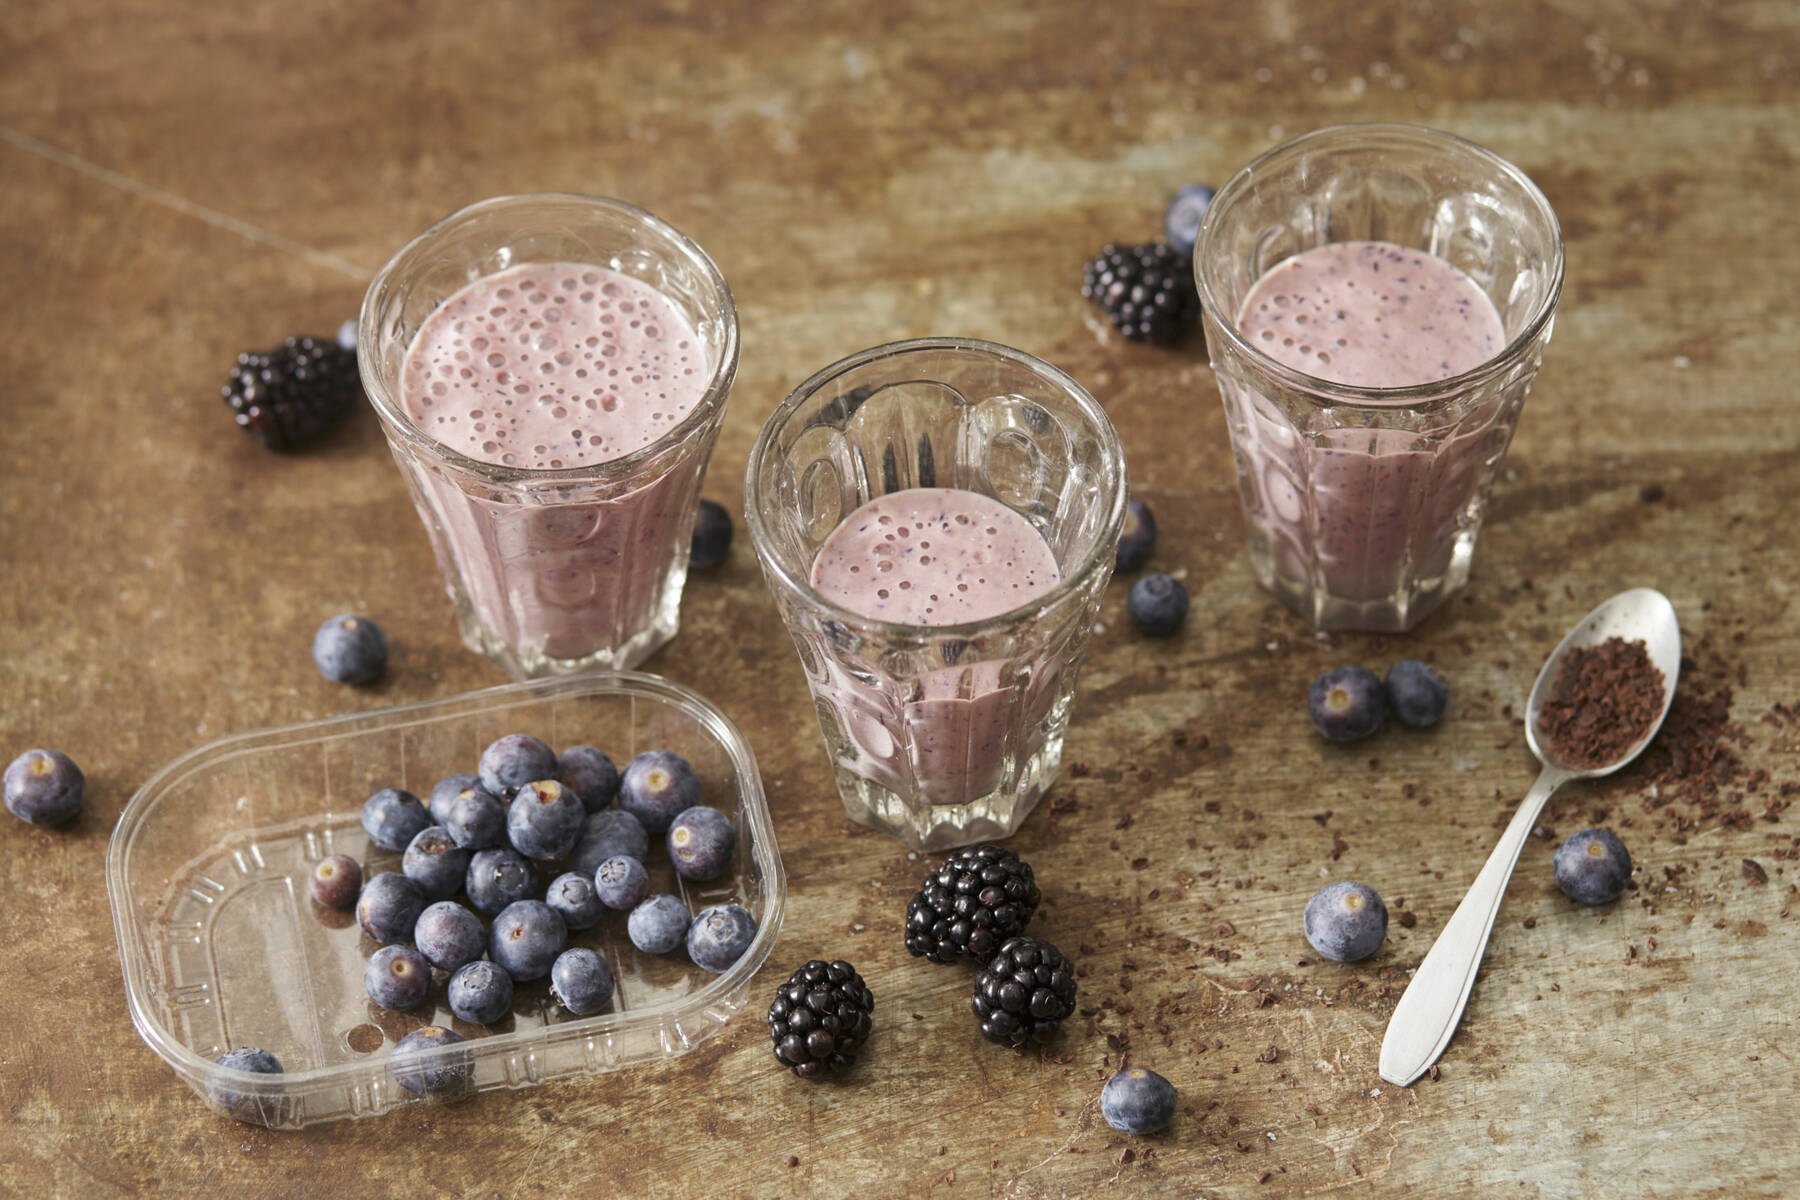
top-left (489, 900), bottom-right (567, 982)
top-left (447, 960), bottom-right (514, 1026)
top-left (1303, 881), bottom-right (1388, 962)
top-left (361, 787), bottom-right (430, 852)
top-left (1115, 498), bottom-right (1157, 572)
top-left (477, 733), bottom-right (557, 799)
top-left (311, 614), bottom-right (387, 685)
top-left (1553, 828), bottom-right (1632, 905)
top-left (440, 783), bottom-right (505, 850)
top-left (687, 903), bottom-right (758, 974)
top-left (1385, 659), bottom-right (1449, 729)
top-left (628, 893), bottom-right (690, 955)
top-left (690, 498), bottom-right (734, 569)
top-left (1162, 183), bottom-right (1216, 260)
top-left (402, 826), bottom-right (472, 901)
top-left (667, 806), bottom-right (736, 882)
top-left (463, 848), bottom-right (538, 916)
top-left (593, 855), bottom-right (651, 910)
top-left (356, 872), bottom-right (426, 944)
top-left (364, 943), bottom-right (431, 1010)
top-left (1100, 1066), bottom-right (1178, 1135)
top-left (3, 748), bottom-right (84, 826)
top-left (556, 745), bottom-right (620, 812)
top-left (1307, 667), bottom-right (1387, 743)
top-left (390, 1026), bottom-right (470, 1099)
top-left (307, 853), bottom-right (362, 909)
top-left (545, 871), bottom-right (606, 931)
top-left (1127, 573), bottom-right (1188, 636)
top-left (550, 948), bottom-right (616, 1016)
top-left (506, 778), bottom-right (584, 861)
top-left (427, 772), bottom-right (480, 825)
top-left (209, 1047), bottom-right (283, 1124)
top-left (619, 749), bottom-right (700, 834)
top-left (570, 809), bottom-right (650, 876)
top-left (413, 900), bottom-right (485, 972)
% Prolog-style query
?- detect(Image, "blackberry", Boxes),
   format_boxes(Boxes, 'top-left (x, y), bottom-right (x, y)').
top-left (767, 960), bottom-right (875, 1080)
top-left (222, 336), bottom-right (359, 451)
top-left (970, 936), bottom-right (1077, 1049)
top-left (903, 844), bottom-right (1041, 964)
top-left (1081, 243), bottom-right (1200, 345)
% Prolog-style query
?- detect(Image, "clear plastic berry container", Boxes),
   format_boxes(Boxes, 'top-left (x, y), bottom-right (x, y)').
top-left (105, 672), bottom-right (783, 1128)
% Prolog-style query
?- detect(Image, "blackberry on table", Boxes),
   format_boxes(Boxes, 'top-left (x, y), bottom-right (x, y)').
top-left (768, 960), bottom-right (874, 1080)
top-left (904, 843), bottom-right (1041, 964)
top-left (222, 336), bottom-right (360, 451)
top-left (1081, 243), bottom-right (1200, 345)
top-left (971, 936), bottom-right (1077, 1049)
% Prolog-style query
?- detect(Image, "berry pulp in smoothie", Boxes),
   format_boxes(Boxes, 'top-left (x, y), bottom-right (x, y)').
top-left (1228, 241), bottom-right (1508, 614)
top-left (807, 488), bottom-right (1062, 807)
top-left (400, 262), bottom-right (711, 665)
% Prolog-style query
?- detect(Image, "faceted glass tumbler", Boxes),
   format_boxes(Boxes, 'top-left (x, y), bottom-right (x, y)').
top-left (746, 338), bottom-right (1126, 851)
top-left (1195, 124), bottom-right (1564, 632)
top-left (359, 194), bottom-right (738, 678)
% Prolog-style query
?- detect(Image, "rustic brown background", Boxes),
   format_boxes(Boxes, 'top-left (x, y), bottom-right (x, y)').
top-left (3, 1), bottom-right (1797, 1196)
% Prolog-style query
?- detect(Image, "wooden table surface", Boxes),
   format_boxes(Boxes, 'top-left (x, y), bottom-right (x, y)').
top-left (4, 2), bottom-right (1797, 1196)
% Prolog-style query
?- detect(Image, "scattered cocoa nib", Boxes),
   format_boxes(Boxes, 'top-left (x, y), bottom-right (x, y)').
top-left (1522, 916), bottom-right (1537, 929)
top-left (1536, 637), bottom-right (1665, 769)
top-left (1256, 1045), bottom-right (1279, 1063)
top-left (1743, 859), bottom-right (1769, 885)
top-left (1397, 910), bottom-right (1417, 928)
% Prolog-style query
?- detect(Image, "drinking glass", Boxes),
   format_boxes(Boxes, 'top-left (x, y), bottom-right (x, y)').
top-left (746, 338), bottom-right (1126, 851)
top-left (1195, 124), bottom-right (1563, 632)
top-left (359, 194), bottom-right (738, 677)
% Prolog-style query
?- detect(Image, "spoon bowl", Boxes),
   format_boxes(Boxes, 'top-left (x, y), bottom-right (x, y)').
top-left (1379, 587), bottom-right (1681, 1087)
top-left (1524, 587), bottom-right (1682, 775)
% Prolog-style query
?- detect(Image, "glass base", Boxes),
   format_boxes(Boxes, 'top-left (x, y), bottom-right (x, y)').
top-left (831, 736), bottom-right (1064, 852)
top-left (1249, 527), bottom-right (1475, 633)
top-left (453, 604), bottom-right (677, 680)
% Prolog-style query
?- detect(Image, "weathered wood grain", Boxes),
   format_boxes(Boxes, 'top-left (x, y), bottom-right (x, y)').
top-left (1, 1), bottom-right (1796, 1196)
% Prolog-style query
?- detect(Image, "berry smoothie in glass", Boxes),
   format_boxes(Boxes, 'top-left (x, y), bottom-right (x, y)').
top-left (1196, 125), bottom-right (1563, 633)
top-left (747, 339), bottom-right (1125, 852)
top-left (360, 195), bottom-right (737, 678)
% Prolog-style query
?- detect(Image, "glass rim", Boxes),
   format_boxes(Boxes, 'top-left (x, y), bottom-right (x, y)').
top-left (1194, 122), bottom-right (1565, 410)
top-left (357, 192), bottom-right (740, 484)
top-left (744, 336), bottom-right (1127, 641)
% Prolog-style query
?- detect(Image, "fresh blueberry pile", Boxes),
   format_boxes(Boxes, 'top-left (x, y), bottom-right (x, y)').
top-left (294, 733), bottom-right (758, 1057)
top-left (1306, 659), bottom-right (1449, 743)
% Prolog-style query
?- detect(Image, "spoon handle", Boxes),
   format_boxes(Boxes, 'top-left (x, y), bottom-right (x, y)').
top-left (1378, 764), bottom-right (1572, 1086)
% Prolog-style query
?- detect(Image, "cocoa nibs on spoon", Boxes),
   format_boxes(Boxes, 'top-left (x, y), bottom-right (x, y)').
top-left (1536, 636), bottom-right (1666, 769)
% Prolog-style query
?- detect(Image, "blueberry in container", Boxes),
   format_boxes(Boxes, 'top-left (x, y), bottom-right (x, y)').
top-left (106, 671), bottom-right (783, 1128)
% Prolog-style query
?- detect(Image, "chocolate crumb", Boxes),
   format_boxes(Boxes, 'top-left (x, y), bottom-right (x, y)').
top-left (1743, 858), bottom-right (1769, 885)
top-left (784, 1155), bottom-right (799, 1168)
top-left (1522, 916), bottom-right (1537, 929)
top-left (1256, 1045), bottom-right (1279, 1063)
top-left (1397, 910), bottom-right (1416, 928)
top-left (1536, 637), bottom-right (1665, 769)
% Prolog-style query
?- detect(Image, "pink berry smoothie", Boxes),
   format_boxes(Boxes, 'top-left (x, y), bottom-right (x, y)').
top-left (808, 488), bottom-right (1063, 807)
top-left (400, 262), bottom-right (709, 663)
top-left (1231, 241), bottom-right (1507, 605)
